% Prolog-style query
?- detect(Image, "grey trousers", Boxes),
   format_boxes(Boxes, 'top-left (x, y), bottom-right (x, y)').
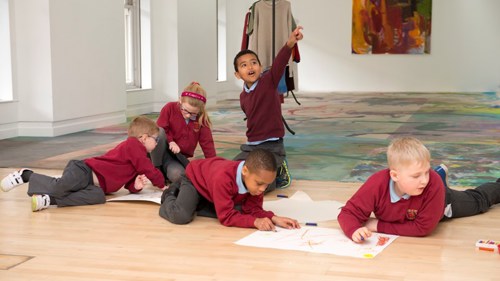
top-left (27, 160), bottom-right (105, 207)
top-left (158, 175), bottom-right (217, 225)
top-left (233, 138), bottom-right (286, 193)
top-left (150, 127), bottom-right (189, 183)
top-left (442, 180), bottom-right (500, 220)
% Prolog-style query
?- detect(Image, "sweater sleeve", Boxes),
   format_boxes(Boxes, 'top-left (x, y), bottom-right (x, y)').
top-left (212, 185), bottom-right (261, 228)
top-left (157, 103), bottom-right (174, 143)
top-left (270, 45), bottom-right (292, 89)
top-left (198, 124), bottom-right (216, 158)
top-left (337, 180), bottom-right (377, 239)
top-left (241, 194), bottom-right (275, 219)
top-left (127, 141), bottom-right (165, 190)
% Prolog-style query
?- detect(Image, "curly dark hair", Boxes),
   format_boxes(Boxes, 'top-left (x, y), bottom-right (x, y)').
top-left (245, 149), bottom-right (277, 173)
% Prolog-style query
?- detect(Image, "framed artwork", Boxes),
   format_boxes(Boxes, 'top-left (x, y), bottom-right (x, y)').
top-left (352, 0), bottom-right (432, 54)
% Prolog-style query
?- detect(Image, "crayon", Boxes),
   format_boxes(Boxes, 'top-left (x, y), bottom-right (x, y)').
top-left (276, 194), bottom-right (288, 198)
top-left (305, 222), bottom-right (317, 226)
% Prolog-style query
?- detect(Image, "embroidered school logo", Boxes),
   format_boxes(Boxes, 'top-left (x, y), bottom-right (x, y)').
top-left (406, 209), bottom-right (418, 220)
top-left (193, 122), bottom-right (200, 132)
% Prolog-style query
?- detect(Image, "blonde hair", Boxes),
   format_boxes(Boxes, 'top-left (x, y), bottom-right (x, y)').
top-left (128, 116), bottom-right (159, 138)
top-left (387, 137), bottom-right (431, 169)
top-left (180, 82), bottom-right (212, 129)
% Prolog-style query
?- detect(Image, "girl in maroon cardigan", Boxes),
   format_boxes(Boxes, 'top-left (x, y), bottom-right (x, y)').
top-left (1, 116), bottom-right (166, 212)
top-left (150, 82), bottom-right (216, 185)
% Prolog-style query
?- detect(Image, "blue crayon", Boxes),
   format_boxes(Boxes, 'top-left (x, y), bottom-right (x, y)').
top-left (305, 222), bottom-right (317, 226)
top-left (277, 194), bottom-right (288, 198)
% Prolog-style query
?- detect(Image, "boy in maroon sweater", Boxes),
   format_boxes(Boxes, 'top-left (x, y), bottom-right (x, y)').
top-left (1, 116), bottom-right (166, 211)
top-left (338, 137), bottom-right (500, 243)
top-left (232, 26), bottom-right (304, 192)
top-left (159, 149), bottom-right (300, 231)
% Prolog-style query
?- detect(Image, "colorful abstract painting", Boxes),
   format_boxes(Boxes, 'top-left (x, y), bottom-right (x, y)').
top-left (352, 0), bottom-right (432, 54)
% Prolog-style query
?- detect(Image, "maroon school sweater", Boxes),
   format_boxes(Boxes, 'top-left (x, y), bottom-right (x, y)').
top-left (239, 44), bottom-right (292, 142)
top-left (157, 102), bottom-right (215, 158)
top-left (338, 169), bottom-right (445, 239)
top-left (85, 137), bottom-right (165, 193)
top-left (186, 157), bottom-right (275, 228)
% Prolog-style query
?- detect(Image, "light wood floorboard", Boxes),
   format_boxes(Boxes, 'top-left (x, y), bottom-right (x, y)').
top-left (0, 168), bottom-right (499, 281)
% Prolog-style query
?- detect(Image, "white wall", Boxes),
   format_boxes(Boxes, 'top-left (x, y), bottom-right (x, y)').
top-left (222, 0), bottom-right (500, 93)
top-left (1, 0), bottom-right (127, 138)
top-left (0, 0), bottom-right (13, 102)
top-left (177, 0), bottom-right (218, 107)
top-left (149, 0), bottom-right (179, 110)
top-left (48, 0), bottom-right (126, 134)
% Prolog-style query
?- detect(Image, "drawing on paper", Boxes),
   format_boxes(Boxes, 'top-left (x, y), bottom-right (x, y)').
top-left (235, 226), bottom-right (398, 259)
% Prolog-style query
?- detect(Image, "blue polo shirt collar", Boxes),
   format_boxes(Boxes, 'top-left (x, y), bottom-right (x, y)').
top-left (236, 161), bottom-right (248, 194)
top-left (390, 179), bottom-right (410, 203)
top-left (243, 81), bottom-right (259, 93)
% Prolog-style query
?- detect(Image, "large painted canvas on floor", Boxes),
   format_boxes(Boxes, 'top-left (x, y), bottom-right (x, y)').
top-left (352, 0), bottom-right (432, 54)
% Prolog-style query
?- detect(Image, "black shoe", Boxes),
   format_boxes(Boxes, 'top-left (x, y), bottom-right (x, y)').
top-left (276, 159), bottom-right (292, 189)
top-left (160, 183), bottom-right (180, 203)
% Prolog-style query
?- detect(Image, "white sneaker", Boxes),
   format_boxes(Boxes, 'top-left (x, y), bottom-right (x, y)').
top-left (1, 169), bottom-right (29, 192)
top-left (31, 194), bottom-right (51, 212)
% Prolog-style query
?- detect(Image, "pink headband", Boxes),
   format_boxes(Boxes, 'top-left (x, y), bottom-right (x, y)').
top-left (181, 91), bottom-right (206, 103)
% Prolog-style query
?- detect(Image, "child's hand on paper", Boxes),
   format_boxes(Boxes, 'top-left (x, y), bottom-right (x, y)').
top-left (352, 226), bottom-right (372, 243)
top-left (134, 174), bottom-right (148, 191)
top-left (272, 216), bottom-right (301, 229)
top-left (254, 217), bottom-right (276, 231)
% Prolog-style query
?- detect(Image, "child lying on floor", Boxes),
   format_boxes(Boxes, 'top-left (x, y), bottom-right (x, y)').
top-left (1, 116), bottom-right (166, 211)
top-left (338, 136), bottom-right (500, 243)
top-left (159, 149), bottom-right (300, 231)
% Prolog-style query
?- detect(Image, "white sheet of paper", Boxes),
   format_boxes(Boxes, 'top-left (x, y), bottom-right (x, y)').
top-left (264, 191), bottom-right (344, 223)
top-left (288, 190), bottom-right (313, 201)
top-left (235, 226), bottom-right (398, 259)
top-left (106, 189), bottom-right (162, 205)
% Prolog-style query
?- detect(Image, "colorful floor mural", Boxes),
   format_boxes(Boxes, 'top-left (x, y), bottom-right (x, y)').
top-left (0, 92), bottom-right (498, 187)
top-left (211, 92), bottom-right (499, 187)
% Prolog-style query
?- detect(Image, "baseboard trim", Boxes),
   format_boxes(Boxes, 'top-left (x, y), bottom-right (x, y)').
top-left (16, 112), bottom-right (126, 137)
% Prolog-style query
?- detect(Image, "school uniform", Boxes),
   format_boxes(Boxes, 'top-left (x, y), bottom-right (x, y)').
top-left (155, 102), bottom-right (215, 159)
top-left (150, 102), bottom-right (216, 182)
top-left (338, 169), bottom-right (445, 238)
top-left (233, 44), bottom-right (293, 192)
top-left (338, 169), bottom-right (500, 239)
top-left (27, 137), bottom-right (164, 207)
top-left (159, 157), bottom-right (275, 228)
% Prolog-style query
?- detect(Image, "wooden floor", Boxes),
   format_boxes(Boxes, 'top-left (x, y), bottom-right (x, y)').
top-left (0, 168), bottom-right (499, 281)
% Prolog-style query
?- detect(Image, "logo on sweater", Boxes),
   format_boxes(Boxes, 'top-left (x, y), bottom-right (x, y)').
top-left (406, 209), bottom-right (418, 220)
top-left (193, 121), bottom-right (200, 132)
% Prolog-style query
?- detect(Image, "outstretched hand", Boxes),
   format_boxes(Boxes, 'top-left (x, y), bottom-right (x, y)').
top-left (287, 26), bottom-right (304, 48)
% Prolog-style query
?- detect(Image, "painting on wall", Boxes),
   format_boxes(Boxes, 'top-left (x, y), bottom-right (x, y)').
top-left (352, 0), bottom-right (432, 54)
